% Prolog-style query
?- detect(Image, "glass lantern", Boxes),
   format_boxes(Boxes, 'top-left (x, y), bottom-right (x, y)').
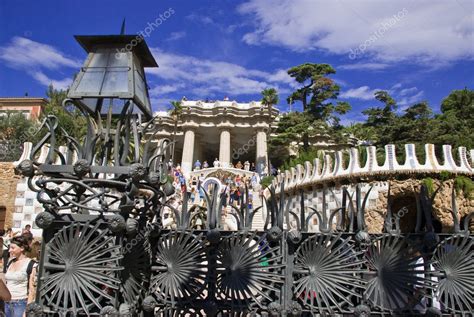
top-left (67, 35), bottom-right (158, 119)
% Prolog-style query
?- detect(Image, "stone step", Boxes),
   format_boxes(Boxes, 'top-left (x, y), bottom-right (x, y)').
top-left (250, 188), bottom-right (265, 230)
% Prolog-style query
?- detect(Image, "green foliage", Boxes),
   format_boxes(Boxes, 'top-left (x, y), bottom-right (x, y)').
top-left (168, 100), bottom-right (183, 118)
top-left (343, 123), bottom-right (376, 144)
top-left (287, 63), bottom-right (350, 125)
top-left (433, 88), bottom-right (474, 149)
top-left (269, 61), bottom-right (472, 172)
top-left (351, 88), bottom-right (473, 154)
top-left (0, 112), bottom-right (39, 161)
top-left (439, 171), bottom-right (453, 182)
top-left (261, 88), bottom-right (279, 109)
top-left (281, 148), bottom-right (323, 171)
top-left (260, 175), bottom-right (275, 188)
top-left (40, 85), bottom-right (87, 143)
top-left (422, 178), bottom-right (435, 196)
top-left (454, 176), bottom-right (474, 199)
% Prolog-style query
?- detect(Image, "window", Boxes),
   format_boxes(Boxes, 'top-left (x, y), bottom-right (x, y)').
top-left (13, 220), bottom-right (21, 228)
top-left (34, 207), bottom-right (43, 213)
top-left (17, 191), bottom-right (25, 198)
top-left (24, 214), bottom-right (31, 221)
top-left (25, 199), bottom-right (34, 206)
top-left (75, 49), bottom-right (129, 95)
top-left (15, 206), bottom-right (22, 213)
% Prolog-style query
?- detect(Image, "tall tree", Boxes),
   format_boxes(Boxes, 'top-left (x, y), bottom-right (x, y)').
top-left (261, 88), bottom-right (279, 116)
top-left (168, 100), bottom-right (183, 162)
top-left (361, 90), bottom-right (399, 146)
top-left (287, 63), bottom-right (350, 125)
top-left (284, 63), bottom-right (350, 151)
top-left (362, 90), bottom-right (397, 128)
top-left (261, 88), bottom-right (279, 174)
top-left (433, 88), bottom-right (474, 149)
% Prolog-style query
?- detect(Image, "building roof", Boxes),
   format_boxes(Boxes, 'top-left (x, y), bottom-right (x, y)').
top-left (0, 97), bottom-right (48, 105)
top-left (74, 35), bottom-right (158, 68)
top-left (182, 100), bottom-right (264, 109)
top-left (153, 99), bottom-right (279, 120)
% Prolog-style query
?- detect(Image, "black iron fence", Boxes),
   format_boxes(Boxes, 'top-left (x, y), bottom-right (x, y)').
top-left (15, 106), bottom-right (472, 316)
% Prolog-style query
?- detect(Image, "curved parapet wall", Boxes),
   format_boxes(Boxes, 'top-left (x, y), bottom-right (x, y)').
top-left (272, 144), bottom-right (473, 192)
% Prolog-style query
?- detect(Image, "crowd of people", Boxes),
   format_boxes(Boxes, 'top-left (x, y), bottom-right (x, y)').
top-left (162, 162), bottom-right (263, 230)
top-left (0, 226), bottom-right (39, 317)
top-left (193, 158), bottom-right (258, 172)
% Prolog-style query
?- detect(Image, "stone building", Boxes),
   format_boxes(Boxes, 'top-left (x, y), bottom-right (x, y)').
top-left (0, 97), bottom-right (47, 120)
top-left (0, 97), bottom-right (47, 235)
top-left (0, 162), bottom-right (20, 230)
top-left (153, 99), bottom-right (278, 175)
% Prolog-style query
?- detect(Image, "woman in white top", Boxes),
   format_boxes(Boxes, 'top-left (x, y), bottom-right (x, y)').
top-left (4, 236), bottom-right (36, 317)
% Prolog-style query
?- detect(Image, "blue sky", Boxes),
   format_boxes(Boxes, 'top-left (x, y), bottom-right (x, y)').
top-left (0, 0), bottom-right (473, 124)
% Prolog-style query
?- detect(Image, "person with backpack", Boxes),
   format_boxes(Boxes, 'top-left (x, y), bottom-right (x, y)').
top-left (4, 236), bottom-right (37, 317)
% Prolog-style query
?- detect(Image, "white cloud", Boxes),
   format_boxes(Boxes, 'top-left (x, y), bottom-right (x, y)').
top-left (339, 84), bottom-right (424, 107)
top-left (339, 63), bottom-right (390, 71)
top-left (185, 13), bottom-right (215, 25)
top-left (339, 86), bottom-right (381, 100)
top-left (149, 83), bottom-right (186, 96)
top-left (238, 0), bottom-right (474, 65)
top-left (150, 97), bottom-right (173, 111)
top-left (0, 36), bottom-right (80, 70)
top-left (0, 37), bottom-right (79, 89)
top-left (166, 31), bottom-right (186, 41)
top-left (398, 90), bottom-right (424, 106)
top-left (147, 48), bottom-right (293, 97)
top-left (398, 87), bottom-right (418, 96)
top-left (391, 83), bottom-right (403, 90)
top-left (31, 71), bottom-right (72, 90)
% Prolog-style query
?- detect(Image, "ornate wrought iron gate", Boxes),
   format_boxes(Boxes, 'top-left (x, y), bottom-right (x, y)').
top-left (19, 133), bottom-right (474, 316)
top-left (15, 33), bottom-right (473, 316)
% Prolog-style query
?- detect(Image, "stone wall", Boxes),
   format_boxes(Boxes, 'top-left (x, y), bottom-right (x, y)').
top-left (280, 177), bottom-right (473, 234)
top-left (431, 179), bottom-right (474, 232)
top-left (0, 162), bottom-right (20, 230)
top-left (273, 143), bottom-right (473, 192)
top-left (364, 179), bottom-right (474, 233)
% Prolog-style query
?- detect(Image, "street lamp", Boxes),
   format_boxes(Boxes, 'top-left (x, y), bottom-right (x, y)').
top-left (67, 35), bottom-right (158, 120)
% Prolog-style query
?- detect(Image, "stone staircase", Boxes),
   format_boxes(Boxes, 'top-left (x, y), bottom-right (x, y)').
top-left (250, 188), bottom-right (265, 230)
top-left (221, 187), bottom-right (266, 231)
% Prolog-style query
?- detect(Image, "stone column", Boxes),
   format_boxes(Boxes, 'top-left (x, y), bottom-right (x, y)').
top-left (255, 129), bottom-right (268, 175)
top-left (219, 129), bottom-right (231, 168)
top-left (194, 139), bottom-right (202, 165)
top-left (181, 129), bottom-right (195, 174)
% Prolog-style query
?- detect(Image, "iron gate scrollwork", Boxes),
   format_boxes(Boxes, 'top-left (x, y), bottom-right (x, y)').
top-left (18, 107), bottom-right (474, 316)
top-left (16, 33), bottom-right (473, 316)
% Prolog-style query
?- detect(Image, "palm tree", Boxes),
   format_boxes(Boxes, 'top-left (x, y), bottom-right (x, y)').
top-left (260, 88), bottom-right (279, 175)
top-left (168, 100), bottom-right (183, 162)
